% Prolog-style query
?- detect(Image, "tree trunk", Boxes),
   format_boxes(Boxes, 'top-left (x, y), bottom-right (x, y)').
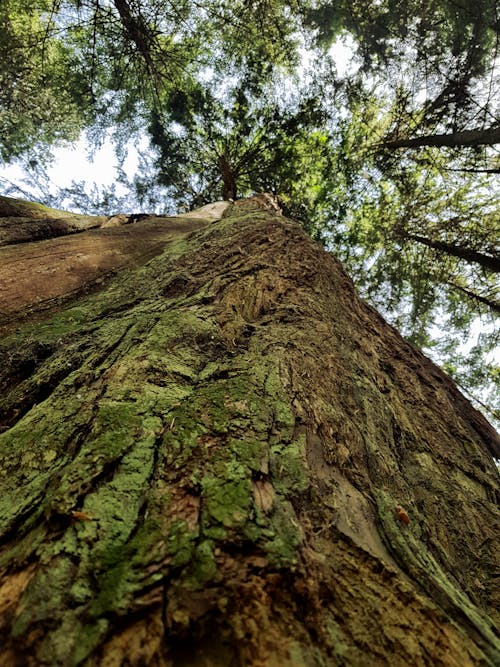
top-left (383, 126), bottom-right (500, 149)
top-left (0, 195), bottom-right (499, 666)
top-left (0, 199), bottom-right (228, 326)
top-left (401, 230), bottom-right (500, 273)
top-left (218, 155), bottom-right (237, 200)
top-left (113, 0), bottom-right (155, 71)
top-left (446, 281), bottom-right (500, 313)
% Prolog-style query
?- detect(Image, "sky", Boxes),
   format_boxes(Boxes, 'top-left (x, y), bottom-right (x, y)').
top-left (0, 37), bottom-right (357, 213)
top-left (0, 138), bottom-right (139, 210)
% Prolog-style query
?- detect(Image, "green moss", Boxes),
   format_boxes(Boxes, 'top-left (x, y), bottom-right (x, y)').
top-left (25, 307), bottom-right (94, 342)
top-left (0, 196), bottom-right (75, 219)
top-left (0, 400), bottom-right (86, 534)
top-left (0, 523), bottom-right (47, 569)
top-left (162, 414), bottom-right (206, 469)
top-left (325, 618), bottom-right (350, 661)
top-left (11, 556), bottom-right (75, 637)
top-left (262, 501), bottom-right (303, 567)
top-left (198, 361), bottom-right (224, 381)
top-left (39, 400), bottom-right (145, 519)
top-left (70, 579), bottom-right (94, 605)
top-left (287, 642), bottom-right (308, 666)
top-left (203, 525), bottom-right (227, 540)
top-left (50, 524), bottom-right (84, 559)
top-left (229, 437), bottom-right (267, 470)
top-left (91, 559), bottom-right (136, 616)
top-left (202, 471), bottom-right (252, 528)
top-left (264, 367), bottom-right (296, 435)
top-left (191, 539), bottom-right (218, 584)
top-left (71, 619), bottom-right (109, 666)
top-left (82, 420), bottom-right (158, 568)
top-left (167, 520), bottom-right (198, 567)
top-left (270, 434), bottom-right (308, 496)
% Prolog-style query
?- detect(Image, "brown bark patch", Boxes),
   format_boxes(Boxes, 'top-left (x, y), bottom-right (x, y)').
top-left (0, 215), bottom-right (211, 332)
top-left (252, 479), bottom-right (275, 513)
top-left (0, 564), bottom-right (36, 623)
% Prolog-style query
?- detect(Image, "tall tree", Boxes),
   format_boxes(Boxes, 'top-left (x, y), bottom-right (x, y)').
top-left (144, 73), bottom-right (331, 210)
top-left (0, 0), bottom-right (498, 415)
top-left (382, 126), bottom-right (500, 149)
top-left (0, 0), bottom-right (87, 160)
top-left (0, 196), bottom-right (499, 665)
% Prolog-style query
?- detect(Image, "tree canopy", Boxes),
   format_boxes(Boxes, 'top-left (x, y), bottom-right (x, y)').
top-left (0, 0), bottom-right (498, 419)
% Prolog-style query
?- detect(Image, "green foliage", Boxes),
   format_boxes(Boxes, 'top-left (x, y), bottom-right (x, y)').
top-left (0, 0), bottom-right (86, 159)
top-left (318, 92), bottom-right (499, 413)
top-left (305, 0), bottom-right (497, 73)
top-left (142, 70), bottom-right (332, 209)
top-left (0, 0), bottom-right (498, 416)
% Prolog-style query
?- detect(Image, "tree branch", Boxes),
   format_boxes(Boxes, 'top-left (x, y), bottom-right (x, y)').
top-left (383, 126), bottom-right (500, 149)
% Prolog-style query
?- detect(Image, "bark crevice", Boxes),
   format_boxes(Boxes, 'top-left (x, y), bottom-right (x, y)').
top-left (0, 196), bottom-right (498, 666)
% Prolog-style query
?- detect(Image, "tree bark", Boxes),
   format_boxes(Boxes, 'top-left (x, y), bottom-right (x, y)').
top-left (0, 196), bottom-right (499, 666)
top-left (383, 126), bottom-right (500, 149)
top-left (0, 198), bottom-right (229, 328)
top-left (0, 195), bottom-right (109, 246)
top-left (401, 230), bottom-right (500, 273)
top-left (218, 154), bottom-right (237, 200)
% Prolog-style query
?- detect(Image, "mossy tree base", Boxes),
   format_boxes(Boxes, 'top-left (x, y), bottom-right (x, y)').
top-left (0, 196), bottom-right (498, 666)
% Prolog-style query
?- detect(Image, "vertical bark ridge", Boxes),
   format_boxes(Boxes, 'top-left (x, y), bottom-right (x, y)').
top-left (0, 197), bottom-right (498, 665)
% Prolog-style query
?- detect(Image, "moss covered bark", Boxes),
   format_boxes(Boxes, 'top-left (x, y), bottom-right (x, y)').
top-left (0, 196), bottom-right (498, 666)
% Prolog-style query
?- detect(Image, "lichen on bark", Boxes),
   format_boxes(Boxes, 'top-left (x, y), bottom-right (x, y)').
top-left (0, 196), bottom-right (498, 666)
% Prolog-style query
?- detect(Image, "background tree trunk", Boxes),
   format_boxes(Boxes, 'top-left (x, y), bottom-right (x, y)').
top-left (218, 155), bottom-right (238, 200)
top-left (383, 126), bottom-right (500, 149)
top-left (400, 230), bottom-right (500, 273)
top-left (446, 281), bottom-right (500, 313)
top-left (0, 196), bottom-right (499, 666)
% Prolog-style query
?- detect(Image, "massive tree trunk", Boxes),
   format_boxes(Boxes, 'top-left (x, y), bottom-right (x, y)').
top-left (0, 194), bottom-right (499, 666)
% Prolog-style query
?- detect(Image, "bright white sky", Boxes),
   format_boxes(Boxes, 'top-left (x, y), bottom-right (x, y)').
top-left (0, 137), bottom-right (142, 207)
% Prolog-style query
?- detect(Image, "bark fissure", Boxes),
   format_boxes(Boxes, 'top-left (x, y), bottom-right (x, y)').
top-left (0, 197), bottom-right (498, 666)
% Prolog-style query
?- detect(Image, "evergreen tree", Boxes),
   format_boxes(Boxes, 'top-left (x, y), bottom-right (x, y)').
top-left (0, 0), bottom-right (498, 414)
top-left (0, 196), bottom-right (498, 665)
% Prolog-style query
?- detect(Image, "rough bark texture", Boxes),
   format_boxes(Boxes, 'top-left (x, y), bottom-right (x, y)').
top-left (0, 195), bottom-right (499, 666)
top-left (0, 198), bottom-right (229, 332)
